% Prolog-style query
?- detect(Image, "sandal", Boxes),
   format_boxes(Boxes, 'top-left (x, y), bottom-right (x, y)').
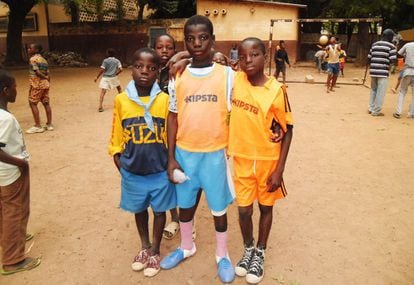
top-left (26, 233), bottom-right (34, 242)
top-left (0, 256), bottom-right (41, 275)
top-left (163, 221), bottom-right (180, 240)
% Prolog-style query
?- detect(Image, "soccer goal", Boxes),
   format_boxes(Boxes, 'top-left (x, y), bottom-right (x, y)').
top-left (268, 17), bottom-right (383, 86)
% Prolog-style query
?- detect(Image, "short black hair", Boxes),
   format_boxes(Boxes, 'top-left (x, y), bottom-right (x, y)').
top-left (0, 69), bottom-right (14, 91)
top-left (132, 47), bottom-right (160, 66)
top-left (107, 48), bottom-right (116, 57)
top-left (153, 34), bottom-right (176, 49)
top-left (280, 40), bottom-right (285, 44)
top-left (184, 15), bottom-right (214, 36)
top-left (240, 37), bottom-right (266, 55)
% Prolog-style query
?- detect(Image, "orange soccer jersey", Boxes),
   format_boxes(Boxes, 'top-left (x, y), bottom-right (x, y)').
top-left (175, 64), bottom-right (230, 152)
top-left (228, 72), bottom-right (293, 160)
top-left (228, 72), bottom-right (293, 206)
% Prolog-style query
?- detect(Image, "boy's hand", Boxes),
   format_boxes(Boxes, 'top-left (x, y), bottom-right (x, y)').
top-left (113, 154), bottom-right (121, 171)
top-left (18, 160), bottom-right (29, 175)
top-left (267, 170), bottom-right (282, 192)
top-left (169, 59), bottom-right (190, 80)
top-left (167, 158), bottom-right (182, 184)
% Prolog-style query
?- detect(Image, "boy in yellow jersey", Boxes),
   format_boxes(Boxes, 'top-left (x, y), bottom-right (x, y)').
top-left (228, 37), bottom-right (293, 284)
top-left (108, 48), bottom-right (176, 277)
top-left (160, 15), bottom-right (235, 283)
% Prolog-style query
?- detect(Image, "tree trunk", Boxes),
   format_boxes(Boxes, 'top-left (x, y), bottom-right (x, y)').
top-left (4, 1), bottom-right (35, 65)
top-left (69, 1), bottom-right (79, 25)
top-left (137, 3), bottom-right (145, 22)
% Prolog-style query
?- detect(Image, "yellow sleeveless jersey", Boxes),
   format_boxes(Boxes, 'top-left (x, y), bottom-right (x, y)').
top-left (228, 72), bottom-right (293, 160)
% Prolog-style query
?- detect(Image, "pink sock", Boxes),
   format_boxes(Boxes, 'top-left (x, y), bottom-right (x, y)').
top-left (180, 220), bottom-right (193, 250)
top-left (216, 231), bottom-right (228, 258)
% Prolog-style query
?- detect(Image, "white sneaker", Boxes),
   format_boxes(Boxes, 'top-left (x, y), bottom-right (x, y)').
top-left (45, 124), bottom-right (54, 131)
top-left (26, 126), bottom-right (45, 134)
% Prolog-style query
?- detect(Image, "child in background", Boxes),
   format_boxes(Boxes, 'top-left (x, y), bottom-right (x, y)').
top-left (228, 37), bottom-right (293, 284)
top-left (0, 70), bottom-right (41, 275)
top-left (94, 48), bottom-right (122, 112)
top-left (213, 51), bottom-right (229, 66)
top-left (108, 48), bottom-right (176, 277)
top-left (160, 15), bottom-right (235, 284)
top-left (339, 48), bottom-right (347, 77)
top-left (154, 34), bottom-right (176, 94)
top-left (26, 43), bottom-right (53, 134)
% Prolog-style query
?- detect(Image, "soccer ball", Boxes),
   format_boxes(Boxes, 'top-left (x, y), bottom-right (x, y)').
top-left (319, 35), bottom-right (329, 45)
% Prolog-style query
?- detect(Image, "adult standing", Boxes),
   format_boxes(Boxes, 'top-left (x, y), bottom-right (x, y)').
top-left (367, 29), bottom-right (397, 116)
top-left (393, 41), bottom-right (414, 119)
top-left (325, 36), bottom-right (341, 93)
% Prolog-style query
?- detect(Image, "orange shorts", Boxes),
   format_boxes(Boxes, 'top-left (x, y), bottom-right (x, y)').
top-left (233, 156), bottom-right (287, 207)
top-left (29, 88), bottom-right (49, 104)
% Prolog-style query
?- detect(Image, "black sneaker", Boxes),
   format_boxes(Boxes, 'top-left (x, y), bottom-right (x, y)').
top-left (246, 246), bottom-right (265, 284)
top-left (235, 242), bottom-right (255, 277)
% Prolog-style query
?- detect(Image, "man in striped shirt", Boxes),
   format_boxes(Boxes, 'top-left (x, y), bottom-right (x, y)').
top-left (368, 29), bottom-right (397, 116)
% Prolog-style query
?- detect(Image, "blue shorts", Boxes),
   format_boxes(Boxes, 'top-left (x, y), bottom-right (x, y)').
top-left (120, 168), bottom-right (176, 213)
top-left (327, 63), bottom-right (340, 76)
top-left (175, 147), bottom-right (234, 212)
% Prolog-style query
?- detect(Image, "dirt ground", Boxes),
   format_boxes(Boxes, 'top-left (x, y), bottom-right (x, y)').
top-left (1, 65), bottom-right (413, 285)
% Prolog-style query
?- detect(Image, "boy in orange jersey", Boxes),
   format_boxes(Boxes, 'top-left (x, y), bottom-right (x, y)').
top-left (160, 15), bottom-right (235, 283)
top-left (228, 37), bottom-right (293, 284)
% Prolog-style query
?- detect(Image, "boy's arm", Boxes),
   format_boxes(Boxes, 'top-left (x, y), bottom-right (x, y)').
top-left (108, 97), bottom-right (124, 171)
top-left (34, 70), bottom-right (49, 80)
top-left (285, 52), bottom-right (291, 66)
top-left (116, 61), bottom-right (123, 75)
top-left (266, 125), bottom-right (293, 192)
top-left (0, 149), bottom-right (29, 174)
top-left (167, 112), bottom-right (181, 183)
top-left (166, 80), bottom-right (182, 183)
top-left (94, 68), bottom-right (105, 82)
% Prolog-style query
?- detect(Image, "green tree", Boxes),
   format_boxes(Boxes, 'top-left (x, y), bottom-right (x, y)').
top-left (0, 0), bottom-right (37, 65)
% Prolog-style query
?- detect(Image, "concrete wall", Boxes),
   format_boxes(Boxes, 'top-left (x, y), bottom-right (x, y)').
top-left (197, 0), bottom-right (301, 62)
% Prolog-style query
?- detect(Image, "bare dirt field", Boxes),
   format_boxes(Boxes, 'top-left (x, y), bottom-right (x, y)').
top-left (1, 65), bottom-right (413, 285)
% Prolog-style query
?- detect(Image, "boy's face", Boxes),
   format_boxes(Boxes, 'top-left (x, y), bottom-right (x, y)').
top-left (213, 52), bottom-right (227, 66)
top-left (27, 44), bottom-right (37, 56)
top-left (132, 52), bottom-right (159, 88)
top-left (4, 79), bottom-right (17, 103)
top-left (184, 24), bottom-right (214, 64)
top-left (238, 41), bottom-right (266, 78)
top-left (155, 36), bottom-right (175, 66)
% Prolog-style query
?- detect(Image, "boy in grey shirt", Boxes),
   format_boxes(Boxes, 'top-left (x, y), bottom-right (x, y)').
top-left (94, 48), bottom-right (122, 112)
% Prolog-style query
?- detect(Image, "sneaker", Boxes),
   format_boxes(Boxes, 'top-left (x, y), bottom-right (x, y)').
top-left (371, 112), bottom-right (384, 117)
top-left (160, 244), bottom-right (196, 270)
top-left (217, 256), bottom-right (235, 283)
top-left (393, 113), bottom-right (401, 119)
top-left (235, 242), bottom-right (255, 277)
top-left (98, 107), bottom-right (104, 112)
top-left (131, 248), bottom-right (150, 271)
top-left (45, 124), bottom-right (54, 131)
top-left (367, 110), bottom-right (372, 114)
top-left (246, 247), bottom-right (265, 284)
top-left (143, 254), bottom-right (161, 277)
top-left (408, 114), bottom-right (414, 119)
top-left (26, 126), bottom-right (45, 134)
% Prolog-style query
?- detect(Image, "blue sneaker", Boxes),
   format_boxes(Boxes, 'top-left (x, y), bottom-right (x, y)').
top-left (160, 245), bottom-right (196, 270)
top-left (217, 256), bottom-right (235, 283)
